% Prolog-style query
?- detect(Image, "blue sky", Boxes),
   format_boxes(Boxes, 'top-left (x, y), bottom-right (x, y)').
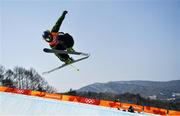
top-left (1, 0), bottom-right (180, 92)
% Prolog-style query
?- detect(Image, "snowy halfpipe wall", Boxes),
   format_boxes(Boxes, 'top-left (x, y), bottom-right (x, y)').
top-left (0, 92), bottom-right (154, 116)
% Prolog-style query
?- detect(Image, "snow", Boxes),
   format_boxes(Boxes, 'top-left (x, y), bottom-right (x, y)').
top-left (0, 92), bottom-right (157, 116)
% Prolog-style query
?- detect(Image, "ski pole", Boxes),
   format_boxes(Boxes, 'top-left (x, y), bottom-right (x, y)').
top-left (70, 64), bottom-right (79, 71)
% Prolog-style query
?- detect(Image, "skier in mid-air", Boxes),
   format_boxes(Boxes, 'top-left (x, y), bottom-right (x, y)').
top-left (42, 10), bottom-right (89, 74)
top-left (42, 10), bottom-right (75, 64)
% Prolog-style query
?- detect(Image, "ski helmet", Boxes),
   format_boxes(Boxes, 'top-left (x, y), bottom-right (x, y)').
top-left (42, 30), bottom-right (52, 42)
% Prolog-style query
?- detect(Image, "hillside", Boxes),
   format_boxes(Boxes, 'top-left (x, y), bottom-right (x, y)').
top-left (77, 80), bottom-right (180, 100)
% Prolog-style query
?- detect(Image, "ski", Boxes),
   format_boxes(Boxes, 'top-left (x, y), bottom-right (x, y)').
top-left (42, 55), bottom-right (89, 75)
top-left (43, 48), bottom-right (89, 56)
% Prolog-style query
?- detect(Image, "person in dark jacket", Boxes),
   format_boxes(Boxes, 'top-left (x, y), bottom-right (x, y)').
top-left (128, 106), bottom-right (135, 113)
top-left (42, 10), bottom-right (75, 64)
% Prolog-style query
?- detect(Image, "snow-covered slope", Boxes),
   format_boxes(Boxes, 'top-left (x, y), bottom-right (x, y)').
top-left (0, 92), bottom-right (155, 116)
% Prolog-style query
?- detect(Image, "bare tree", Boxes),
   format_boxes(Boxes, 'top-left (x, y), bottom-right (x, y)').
top-left (0, 65), bottom-right (5, 81)
top-left (13, 67), bottom-right (26, 89)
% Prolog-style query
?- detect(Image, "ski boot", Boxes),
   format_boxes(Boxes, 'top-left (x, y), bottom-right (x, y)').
top-left (67, 47), bottom-right (75, 53)
top-left (65, 57), bottom-right (74, 64)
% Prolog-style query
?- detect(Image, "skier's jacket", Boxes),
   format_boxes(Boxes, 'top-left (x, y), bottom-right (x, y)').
top-left (49, 11), bottom-right (66, 47)
top-left (48, 32), bottom-right (59, 47)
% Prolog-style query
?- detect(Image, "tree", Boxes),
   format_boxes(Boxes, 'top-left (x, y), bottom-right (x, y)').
top-left (0, 65), bottom-right (5, 81)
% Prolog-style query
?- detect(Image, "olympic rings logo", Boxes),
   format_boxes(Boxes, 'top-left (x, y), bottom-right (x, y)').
top-left (16, 89), bottom-right (24, 94)
top-left (84, 98), bottom-right (95, 104)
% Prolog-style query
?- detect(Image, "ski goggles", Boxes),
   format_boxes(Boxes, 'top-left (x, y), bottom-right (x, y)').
top-left (44, 36), bottom-right (52, 42)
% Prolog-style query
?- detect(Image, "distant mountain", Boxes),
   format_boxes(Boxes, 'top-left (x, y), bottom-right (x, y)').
top-left (77, 80), bottom-right (180, 100)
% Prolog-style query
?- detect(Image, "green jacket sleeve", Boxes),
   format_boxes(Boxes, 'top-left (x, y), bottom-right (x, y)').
top-left (51, 11), bottom-right (67, 32)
